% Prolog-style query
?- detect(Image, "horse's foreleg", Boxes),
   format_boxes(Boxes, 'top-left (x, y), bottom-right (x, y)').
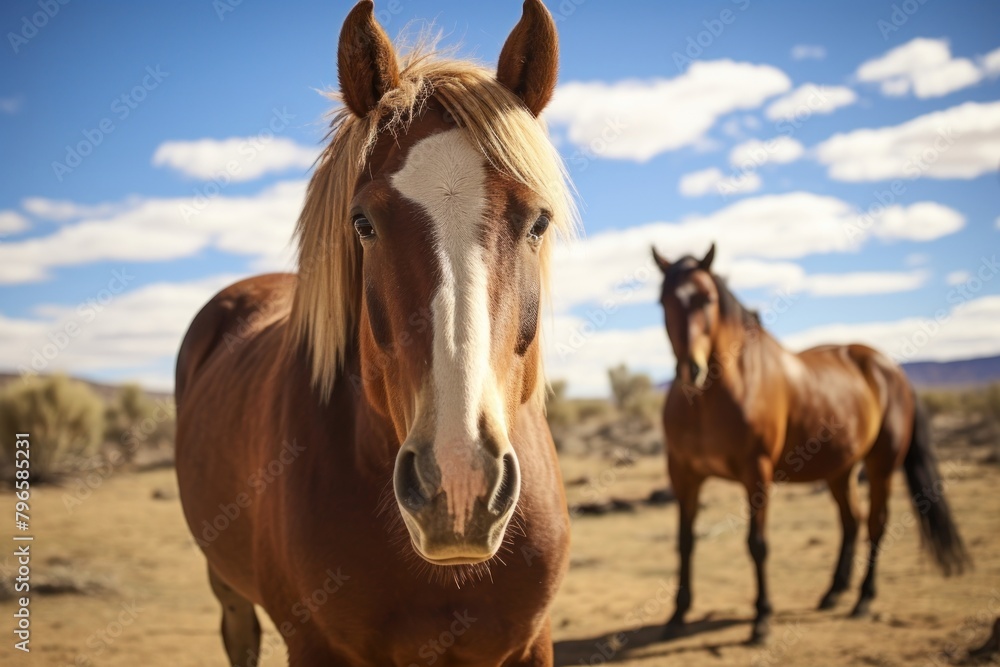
top-left (818, 466), bottom-right (860, 610)
top-left (503, 618), bottom-right (554, 666)
top-left (662, 459), bottom-right (704, 639)
top-left (208, 566), bottom-right (262, 667)
top-left (744, 458), bottom-right (773, 645)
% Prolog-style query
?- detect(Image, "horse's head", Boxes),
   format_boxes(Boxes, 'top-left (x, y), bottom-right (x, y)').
top-left (297, 0), bottom-right (570, 565)
top-left (652, 243), bottom-right (720, 390)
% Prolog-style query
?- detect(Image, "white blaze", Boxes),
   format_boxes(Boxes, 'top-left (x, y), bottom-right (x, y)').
top-left (390, 128), bottom-right (496, 533)
top-left (675, 282), bottom-right (697, 308)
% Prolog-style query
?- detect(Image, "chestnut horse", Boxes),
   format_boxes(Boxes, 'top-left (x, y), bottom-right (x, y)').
top-left (174, 2), bottom-right (576, 665)
top-left (653, 243), bottom-right (969, 644)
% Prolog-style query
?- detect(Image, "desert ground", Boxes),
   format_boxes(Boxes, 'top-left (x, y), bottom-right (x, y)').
top-left (1, 413), bottom-right (998, 667)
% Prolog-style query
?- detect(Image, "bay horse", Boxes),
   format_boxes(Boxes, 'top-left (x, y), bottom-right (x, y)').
top-left (174, 2), bottom-right (576, 664)
top-left (652, 243), bottom-right (970, 644)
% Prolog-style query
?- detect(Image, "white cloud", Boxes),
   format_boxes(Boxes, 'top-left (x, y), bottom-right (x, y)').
top-left (21, 197), bottom-right (137, 222)
top-left (799, 270), bottom-right (927, 296)
top-left (152, 137), bottom-right (318, 182)
top-left (0, 181), bottom-right (304, 284)
top-left (725, 258), bottom-right (806, 291)
top-left (872, 201), bottom-right (964, 241)
top-left (0, 274), bottom-right (241, 388)
top-left (546, 60), bottom-right (790, 162)
top-left (982, 46), bottom-right (1000, 77)
top-left (0, 211), bottom-right (29, 235)
top-left (855, 38), bottom-right (984, 98)
top-left (783, 296), bottom-right (1000, 364)
top-left (765, 84), bottom-right (858, 121)
top-left (814, 100), bottom-right (1000, 181)
top-left (791, 45), bottom-right (827, 61)
top-left (729, 136), bottom-right (804, 168)
top-left (678, 167), bottom-right (761, 197)
top-left (946, 270), bottom-right (971, 286)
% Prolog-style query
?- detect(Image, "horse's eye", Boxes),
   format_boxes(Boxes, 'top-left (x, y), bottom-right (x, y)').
top-left (353, 215), bottom-right (375, 240)
top-left (527, 215), bottom-right (550, 244)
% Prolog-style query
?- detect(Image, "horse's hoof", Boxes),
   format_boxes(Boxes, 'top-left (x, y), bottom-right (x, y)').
top-left (817, 591), bottom-right (840, 610)
top-left (747, 619), bottom-right (771, 646)
top-left (850, 600), bottom-right (872, 619)
top-left (661, 621), bottom-right (686, 641)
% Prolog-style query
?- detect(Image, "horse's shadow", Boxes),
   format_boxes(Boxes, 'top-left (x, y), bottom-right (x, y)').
top-left (553, 615), bottom-right (747, 665)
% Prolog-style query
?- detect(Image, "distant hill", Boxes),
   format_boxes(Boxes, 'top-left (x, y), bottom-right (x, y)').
top-left (902, 355), bottom-right (1000, 389)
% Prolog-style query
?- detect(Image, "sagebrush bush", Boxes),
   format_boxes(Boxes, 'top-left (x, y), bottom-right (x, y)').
top-left (105, 383), bottom-right (174, 460)
top-left (920, 389), bottom-right (962, 418)
top-left (545, 380), bottom-right (577, 429)
top-left (545, 380), bottom-right (616, 431)
top-left (608, 364), bottom-right (663, 428)
top-left (0, 375), bottom-right (104, 481)
top-left (979, 383), bottom-right (1000, 424)
top-left (921, 383), bottom-right (1000, 424)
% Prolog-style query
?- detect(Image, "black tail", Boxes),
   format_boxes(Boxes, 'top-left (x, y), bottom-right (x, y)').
top-left (902, 394), bottom-right (971, 576)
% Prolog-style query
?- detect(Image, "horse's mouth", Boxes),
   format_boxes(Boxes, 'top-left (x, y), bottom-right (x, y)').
top-left (416, 552), bottom-right (494, 566)
top-left (397, 496), bottom-right (514, 567)
top-left (400, 513), bottom-right (509, 566)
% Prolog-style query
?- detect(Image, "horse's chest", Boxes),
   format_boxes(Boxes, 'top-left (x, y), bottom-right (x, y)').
top-left (306, 575), bottom-right (546, 666)
top-left (664, 390), bottom-right (748, 472)
top-left (673, 434), bottom-right (740, 479)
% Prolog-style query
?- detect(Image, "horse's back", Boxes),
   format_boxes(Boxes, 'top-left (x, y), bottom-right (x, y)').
top-left (794, 342), bottom-right (909, 409)
top-left (780, 342), bottom-right (914, 480)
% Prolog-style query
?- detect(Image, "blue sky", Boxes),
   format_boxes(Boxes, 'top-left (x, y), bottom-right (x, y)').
top-left (1, 0), bottom-right (999, 395)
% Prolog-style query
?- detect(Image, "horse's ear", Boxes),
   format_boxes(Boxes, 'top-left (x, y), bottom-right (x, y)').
top-left (699, 243), bottom-right (716, 272)
top-left (652, 246), bottom-right (672, 274)
top-left (337, 0), bottom-right (400, 118)
top-left (497, 0), bottom-right (559, 116)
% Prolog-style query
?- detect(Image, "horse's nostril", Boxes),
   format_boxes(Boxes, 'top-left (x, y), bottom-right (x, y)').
top-left (689, 360), bottom-right (702, 382)
top-left (489, 453), bottom-right (520, 515)
top-left (395, 450), bottom-right (430, 512)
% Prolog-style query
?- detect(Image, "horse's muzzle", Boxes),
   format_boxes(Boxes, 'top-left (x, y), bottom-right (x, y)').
top-left (393, 442), bottom-right (520, 565)
top-left (677, 355), bottom-right (709, 389)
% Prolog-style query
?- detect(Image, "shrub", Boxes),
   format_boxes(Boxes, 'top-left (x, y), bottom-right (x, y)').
top-left (0, 375), bottom-right (104, 482)
top-left (104, 383), bottom-right (173, 461)
top-left (575, 398), bottom-right (615, 422)
top-left (608, 364), bottom-right (663, 428)
top-left (545, 380), bottom-right (577, 430)
top-left (980, 383), bottom-right (1000, 425)
top-left (920, 389), bottom-right (961, 418)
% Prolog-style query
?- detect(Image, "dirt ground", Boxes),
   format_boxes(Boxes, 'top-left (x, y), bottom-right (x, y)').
top-left (1, 445), bottom-right (998, 666)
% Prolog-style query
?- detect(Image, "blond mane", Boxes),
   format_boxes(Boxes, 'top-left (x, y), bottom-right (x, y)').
top-left (290, 45), bottom-right (578, 400)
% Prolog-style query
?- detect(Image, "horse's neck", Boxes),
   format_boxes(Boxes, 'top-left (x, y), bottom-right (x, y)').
top-left (712, 320), bottom-right (782, 403)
